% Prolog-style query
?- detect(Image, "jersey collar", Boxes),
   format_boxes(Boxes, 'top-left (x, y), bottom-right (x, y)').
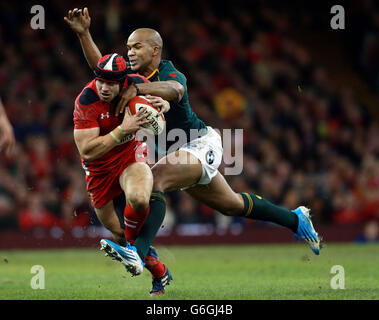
top-left (146, 68), bottom-right (160, 81)
top-left (146, 60), bottom-right (167, 81)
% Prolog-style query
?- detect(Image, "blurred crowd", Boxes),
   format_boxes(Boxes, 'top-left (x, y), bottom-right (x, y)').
top-left (0, 0), bottom-right (378, 236)
top-left (346, 0), bottom-right (379, 94)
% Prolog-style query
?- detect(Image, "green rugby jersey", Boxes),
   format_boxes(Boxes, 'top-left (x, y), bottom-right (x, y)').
top-left (134, 60), bottom-right (207, 154)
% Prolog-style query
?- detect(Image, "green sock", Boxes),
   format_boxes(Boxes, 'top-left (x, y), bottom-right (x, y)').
top-left (240, 193), bottom-right (298, 233)
top-left (134, 191), bottom-right (166, 260)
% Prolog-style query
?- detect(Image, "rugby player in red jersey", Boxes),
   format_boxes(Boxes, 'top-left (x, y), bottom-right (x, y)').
top-left (74, 53), bottom-right (170, 278)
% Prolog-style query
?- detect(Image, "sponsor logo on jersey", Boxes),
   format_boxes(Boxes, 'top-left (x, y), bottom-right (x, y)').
top-left (206, 150), bottom-right (215, 165)
top-left (100, 112), bottom-right (110, 119)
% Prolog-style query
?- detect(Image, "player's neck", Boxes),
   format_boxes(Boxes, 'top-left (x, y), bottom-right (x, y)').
top-left (141, 59), bottom-right (161, 78)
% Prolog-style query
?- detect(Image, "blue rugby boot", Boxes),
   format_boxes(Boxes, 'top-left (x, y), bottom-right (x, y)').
top-left (150, 265), bottom-right (173, 297)
top-left (100, 239), bottom-right (144, 276)
top-left (145, 246), bottom-right (173, 296)
top-left (292, 206), bottom-right (322, 255)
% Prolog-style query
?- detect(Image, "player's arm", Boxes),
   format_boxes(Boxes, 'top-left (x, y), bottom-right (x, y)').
top-left (74, 107), bottom-right (150, 162)
top-left (136, 80), bottom-right (184, 102)
top-left (0, 98), bottom-right (15, 156)
top-left (74, 127), bottom-right (116, 162)
top-left (64, 7), bottom-right (101, 69)
top-left (116, 80), bottom-right (183, 116)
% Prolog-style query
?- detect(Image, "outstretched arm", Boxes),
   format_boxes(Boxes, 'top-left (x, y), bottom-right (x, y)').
top-left (64, 7), bottom-right (102, 69)
top-left (136, 81), bottom-right (184, 102)
top-left (115, 81), bottom-right (184, 116)
top-left (0, 98), bottom-right (15, 156)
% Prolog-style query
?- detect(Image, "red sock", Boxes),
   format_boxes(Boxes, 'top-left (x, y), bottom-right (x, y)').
top-left (124, 203), bottom-right (165, 278)
top-left (124, 203), bottom-right (149, 244)
top-left (145, 255), bottom-right (166, 278)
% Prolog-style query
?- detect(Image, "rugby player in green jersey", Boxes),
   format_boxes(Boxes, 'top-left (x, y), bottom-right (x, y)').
top-left (65, 7), bottom-right (321, 295)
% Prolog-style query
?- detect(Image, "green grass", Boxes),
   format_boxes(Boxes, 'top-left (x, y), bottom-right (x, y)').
top-left (0, 243), bottom-right (378, 300)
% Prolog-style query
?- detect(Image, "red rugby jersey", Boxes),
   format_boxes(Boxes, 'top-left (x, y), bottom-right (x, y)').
top-left (73, 75), bottom-right (148, 176)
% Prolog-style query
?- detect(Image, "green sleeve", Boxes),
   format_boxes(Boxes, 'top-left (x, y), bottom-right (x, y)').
top-left (165, 71), bottom-right (187, 89)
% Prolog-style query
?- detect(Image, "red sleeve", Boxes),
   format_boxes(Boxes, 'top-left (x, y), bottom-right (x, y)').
top-left (73, 99), bottom-right (99, 130)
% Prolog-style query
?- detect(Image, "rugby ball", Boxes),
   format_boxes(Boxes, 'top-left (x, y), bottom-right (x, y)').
top-left (127, 95), bottom-right (165, 135)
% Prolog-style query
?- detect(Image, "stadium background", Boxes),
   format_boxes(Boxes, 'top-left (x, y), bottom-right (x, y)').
top-left (0, 0), bottom-right (378, 249)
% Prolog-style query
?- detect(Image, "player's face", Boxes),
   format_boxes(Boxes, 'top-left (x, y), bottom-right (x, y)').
top-left (127, 37), bottom-right (154, 72)
top-left (95, 80), bottom-right (120, 102)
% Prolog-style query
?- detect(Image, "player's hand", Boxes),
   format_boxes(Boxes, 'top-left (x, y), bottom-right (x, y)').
top-left (146, 95), bottom-right (170, 115)
top-left (115, 85), bottom-right (138, 116)
top-left (0, 119), bottom-right (15, 156)
top-left (120, 107), bottom-right (151, 134)
top-left (64, 7), bottom-right (91, 35)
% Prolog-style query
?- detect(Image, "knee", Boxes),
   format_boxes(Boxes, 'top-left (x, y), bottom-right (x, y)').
top-left (128, 192), bottom-right (150, 211)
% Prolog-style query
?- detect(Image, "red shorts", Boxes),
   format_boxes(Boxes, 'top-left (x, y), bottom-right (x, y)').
top-left (85, 142), bottom-right (148, 209)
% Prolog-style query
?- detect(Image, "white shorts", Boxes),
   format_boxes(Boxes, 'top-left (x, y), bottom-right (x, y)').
top-left (179, 126), bottom-right (223, 188)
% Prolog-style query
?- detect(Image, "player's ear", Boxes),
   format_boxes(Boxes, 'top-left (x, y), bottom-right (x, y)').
top-left (152, 46), bottom-right (160, 57)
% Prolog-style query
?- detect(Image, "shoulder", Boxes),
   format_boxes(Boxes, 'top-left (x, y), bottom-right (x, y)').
top-left (160, 60), bottom-right (187, 85)
top-left (125, 73), bottom-right (149, 86)
top-left (76, 80), bottom-right (100, 106)
top-left (74, 80), bottom-right (101, 124)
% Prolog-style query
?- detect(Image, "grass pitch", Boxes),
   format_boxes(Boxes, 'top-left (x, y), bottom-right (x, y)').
top-left (0, 243), bottom-right (378, 300)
